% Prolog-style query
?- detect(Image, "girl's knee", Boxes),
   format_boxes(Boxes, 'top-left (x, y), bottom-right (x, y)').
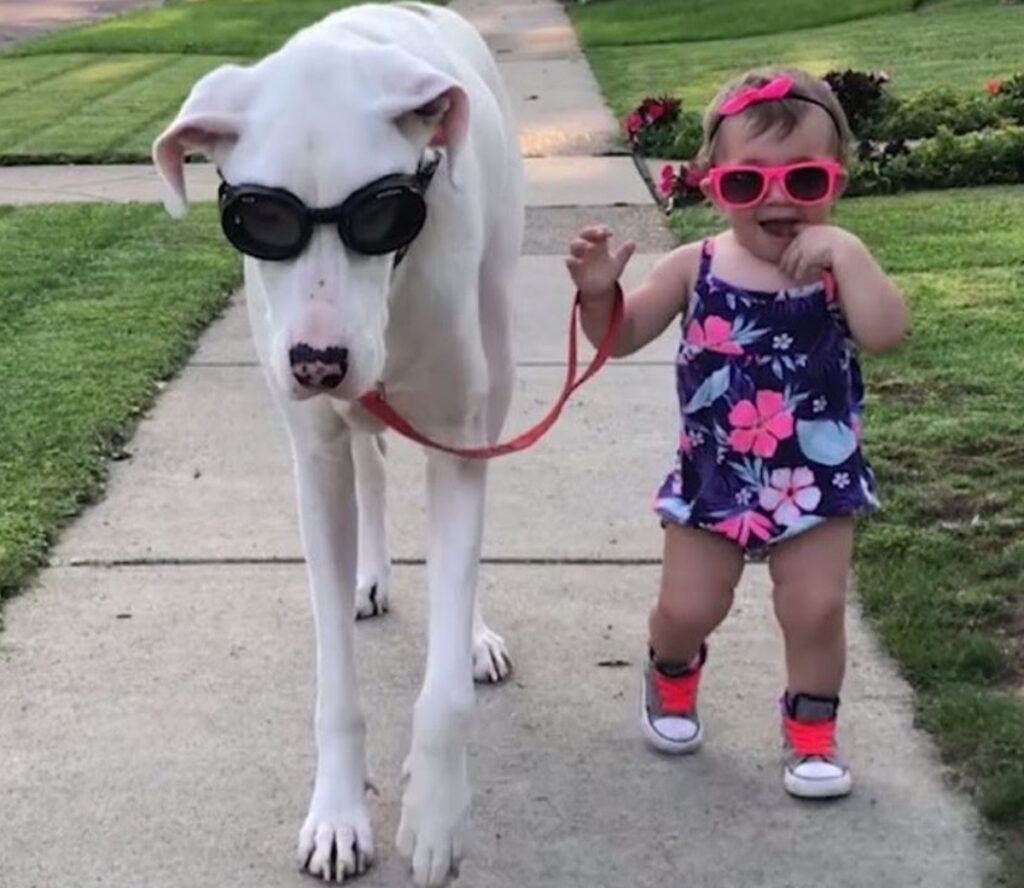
top-left (654, 582), bottom-right (734, 633)
top-left (769, 519), bottom-right (854, 589)
top-left (774, 582), bottom-right (846, 640)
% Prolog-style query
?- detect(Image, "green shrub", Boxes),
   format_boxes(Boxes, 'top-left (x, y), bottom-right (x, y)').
top-left (866, 88), bottom-right (1006, 140)
top-left (848, 125), bottom-right (1024, 195)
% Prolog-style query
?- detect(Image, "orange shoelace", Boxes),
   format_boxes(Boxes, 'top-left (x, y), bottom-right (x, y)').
top-left (783, 714), bottom-right (836, 757)
top-left (654, 668), bottom-right (700, 714)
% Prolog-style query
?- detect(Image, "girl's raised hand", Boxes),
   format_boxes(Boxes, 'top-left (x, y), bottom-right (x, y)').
top-left (566, 225), bottom-right (636, 301)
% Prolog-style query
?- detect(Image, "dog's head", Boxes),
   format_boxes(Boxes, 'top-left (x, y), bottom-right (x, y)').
top-left (153, 38), bottom-right (468, 401)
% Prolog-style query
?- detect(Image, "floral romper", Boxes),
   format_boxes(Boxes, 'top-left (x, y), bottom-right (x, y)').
top-left (654, 239), bottom-right (879, 551)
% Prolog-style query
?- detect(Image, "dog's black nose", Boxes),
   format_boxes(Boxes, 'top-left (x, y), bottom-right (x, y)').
top-left (289, 344), bottom-right (349, 390)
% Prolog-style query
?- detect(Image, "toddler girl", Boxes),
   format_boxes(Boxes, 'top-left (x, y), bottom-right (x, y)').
top-left (566, 67), bottom-right (909, 798)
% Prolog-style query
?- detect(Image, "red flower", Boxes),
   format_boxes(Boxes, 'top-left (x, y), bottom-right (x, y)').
top-left (659, 164), bottom-right (677, 196)
top-left (625, 111), bottom-right (643, 136)
top-left (647, 103), bottom-right (665, 123)
top-left (987, 79), bottom-right (1002, 95)
top-left (683, 165), bottom-right (704, 189)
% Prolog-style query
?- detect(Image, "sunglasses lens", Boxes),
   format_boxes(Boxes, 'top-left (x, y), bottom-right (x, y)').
top-left (343, 188), bottom-right (425, 255)
top-left (719, 169), bottom-right (764, 205)
top-left (785, 165), bottom-right (830, 202)
top-left (222, 192), bottom-right (305, 260)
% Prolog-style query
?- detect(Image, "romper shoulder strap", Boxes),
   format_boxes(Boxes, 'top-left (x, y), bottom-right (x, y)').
top-left (683, 239), bottom-right (714, 322)
top-left (693, 238), bottom-right (715, 289)
top-left (699, 238), bottom-right (714, 276)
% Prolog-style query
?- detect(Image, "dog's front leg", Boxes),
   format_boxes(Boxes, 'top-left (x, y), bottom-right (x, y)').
top-left (292, 430), bottom-right (373, 882)
top-left (353, 432), bottom-right (390, 619)
top-left (396, 451), bottom-right (485, 886)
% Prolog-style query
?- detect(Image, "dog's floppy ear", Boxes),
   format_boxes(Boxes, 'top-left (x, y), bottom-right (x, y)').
top-left (152, 64), bottom-right (253, 218)
top-left (365, 46), bottom-right (470, 189)
top-left (409, 86), bottom-right (468, 188)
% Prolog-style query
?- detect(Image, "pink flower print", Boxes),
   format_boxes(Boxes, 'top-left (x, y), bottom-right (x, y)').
top-left (685, 315), bottom-right (743, 355)
top-left (712, 510), bottom-right (774, 547)
top-left (727, 390), bottom-right (795, 458)
top-left (679, 428), bottom-right (693, 456)
top-left (758, 467), bottom-right (822, 527)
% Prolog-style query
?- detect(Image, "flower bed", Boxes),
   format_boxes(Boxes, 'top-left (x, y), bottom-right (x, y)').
top-left (632, 70), bottom-right (1024, 205)
top-left (625, 96), bottom-right (704, 159)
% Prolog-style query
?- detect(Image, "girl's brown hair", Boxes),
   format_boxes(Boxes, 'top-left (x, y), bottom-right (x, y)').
top-left (696, 67), bottom-right (853, 170)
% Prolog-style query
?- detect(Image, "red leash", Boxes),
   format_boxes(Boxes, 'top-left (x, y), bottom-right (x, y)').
top-left (357, 286), bottom-right (624, 459)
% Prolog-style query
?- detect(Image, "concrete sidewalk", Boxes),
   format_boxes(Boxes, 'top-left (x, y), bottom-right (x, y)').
top-left (0, 157), bottom-right (650, 207)
top-left (0, 1), bottom-right (994, 886)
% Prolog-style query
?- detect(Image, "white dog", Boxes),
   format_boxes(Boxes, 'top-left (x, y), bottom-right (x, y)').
top-left (153, 3), bottom-right (523, 884)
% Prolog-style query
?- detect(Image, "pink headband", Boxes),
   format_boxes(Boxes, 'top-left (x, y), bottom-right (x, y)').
top-left (709, 75), bottom-right (844, 143)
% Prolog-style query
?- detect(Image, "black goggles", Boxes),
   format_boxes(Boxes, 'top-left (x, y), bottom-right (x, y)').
top-left (217, 155), bottom-right (439, 263)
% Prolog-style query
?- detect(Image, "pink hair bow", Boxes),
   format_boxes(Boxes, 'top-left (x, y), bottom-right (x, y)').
top-left (719, 75), bottom-right (794, 116)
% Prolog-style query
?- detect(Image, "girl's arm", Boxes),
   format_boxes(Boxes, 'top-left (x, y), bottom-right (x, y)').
top-left (782, 225), bottom-right (909, 355)
top-left (568, 229), bottom-right (702, 358)
top-left (831, 233), bottom-right (909, 354)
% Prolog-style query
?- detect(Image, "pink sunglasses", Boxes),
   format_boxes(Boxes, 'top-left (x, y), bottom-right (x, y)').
top-left (707, 161), bottom-right (845, 209)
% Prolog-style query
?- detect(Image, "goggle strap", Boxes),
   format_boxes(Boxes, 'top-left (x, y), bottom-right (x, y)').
top-left (396, 149), bottom-right (442, 268)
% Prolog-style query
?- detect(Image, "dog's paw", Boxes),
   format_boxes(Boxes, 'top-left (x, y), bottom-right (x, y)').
top-left (396, 752), bottom-right (470, 887)
top-left (472, 627), bottom-right (511, 684)
top-left (355, 571), bottom-right (390, 620)
top-left (298, 805), bottom-right (374, 882)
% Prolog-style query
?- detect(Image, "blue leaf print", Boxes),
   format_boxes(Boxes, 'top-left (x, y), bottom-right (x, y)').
top-left (726, 291), bottom-right (737, 312)
top-left (657, 496), bottom-right (693, 524)
top-left (775, 514), bottom-right (826, 544)
top-left (684, 365), bottom-right (731, 415)
top-left (784, 384), bottom-right (811, 409)
top-left (796, 419), bottom-right (857, 466)
top-left (733, 318), bottom-right (771, 347)
top-left (727, 456), bottom-right (765, 488)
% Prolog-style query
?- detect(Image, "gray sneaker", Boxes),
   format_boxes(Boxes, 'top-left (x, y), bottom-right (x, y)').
top-left (640, 644), bottom-right (706, 755)
top-left (781, 693), bottom-right (852, 799)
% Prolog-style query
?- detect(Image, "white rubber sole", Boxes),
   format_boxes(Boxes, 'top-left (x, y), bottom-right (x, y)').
top-left (784, 767), bottom-right (853, 799)
top-left (642, 717), bottom-right (703, 755)
top-left (640, 680), bottom-right (703, 755)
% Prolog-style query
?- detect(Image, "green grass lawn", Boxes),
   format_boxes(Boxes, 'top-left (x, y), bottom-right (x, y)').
top-left (8, 0), bottom-right (443, 57)
top-left (582, 0), bottom-right (1022, 118)
top-left (0, 204), bottom-right (238, 614)
top-left (0, 0), bottom-right (440, 164)
top-left (669, 186), bottom-right (1024, 882)
top-left (567, 0), bottom-right (914, 48)
top-left (0, 53), bottom-right (239, 163)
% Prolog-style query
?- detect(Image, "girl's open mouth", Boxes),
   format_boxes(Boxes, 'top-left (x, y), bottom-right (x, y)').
top-left (759, 219), bottom-right (800, 239)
